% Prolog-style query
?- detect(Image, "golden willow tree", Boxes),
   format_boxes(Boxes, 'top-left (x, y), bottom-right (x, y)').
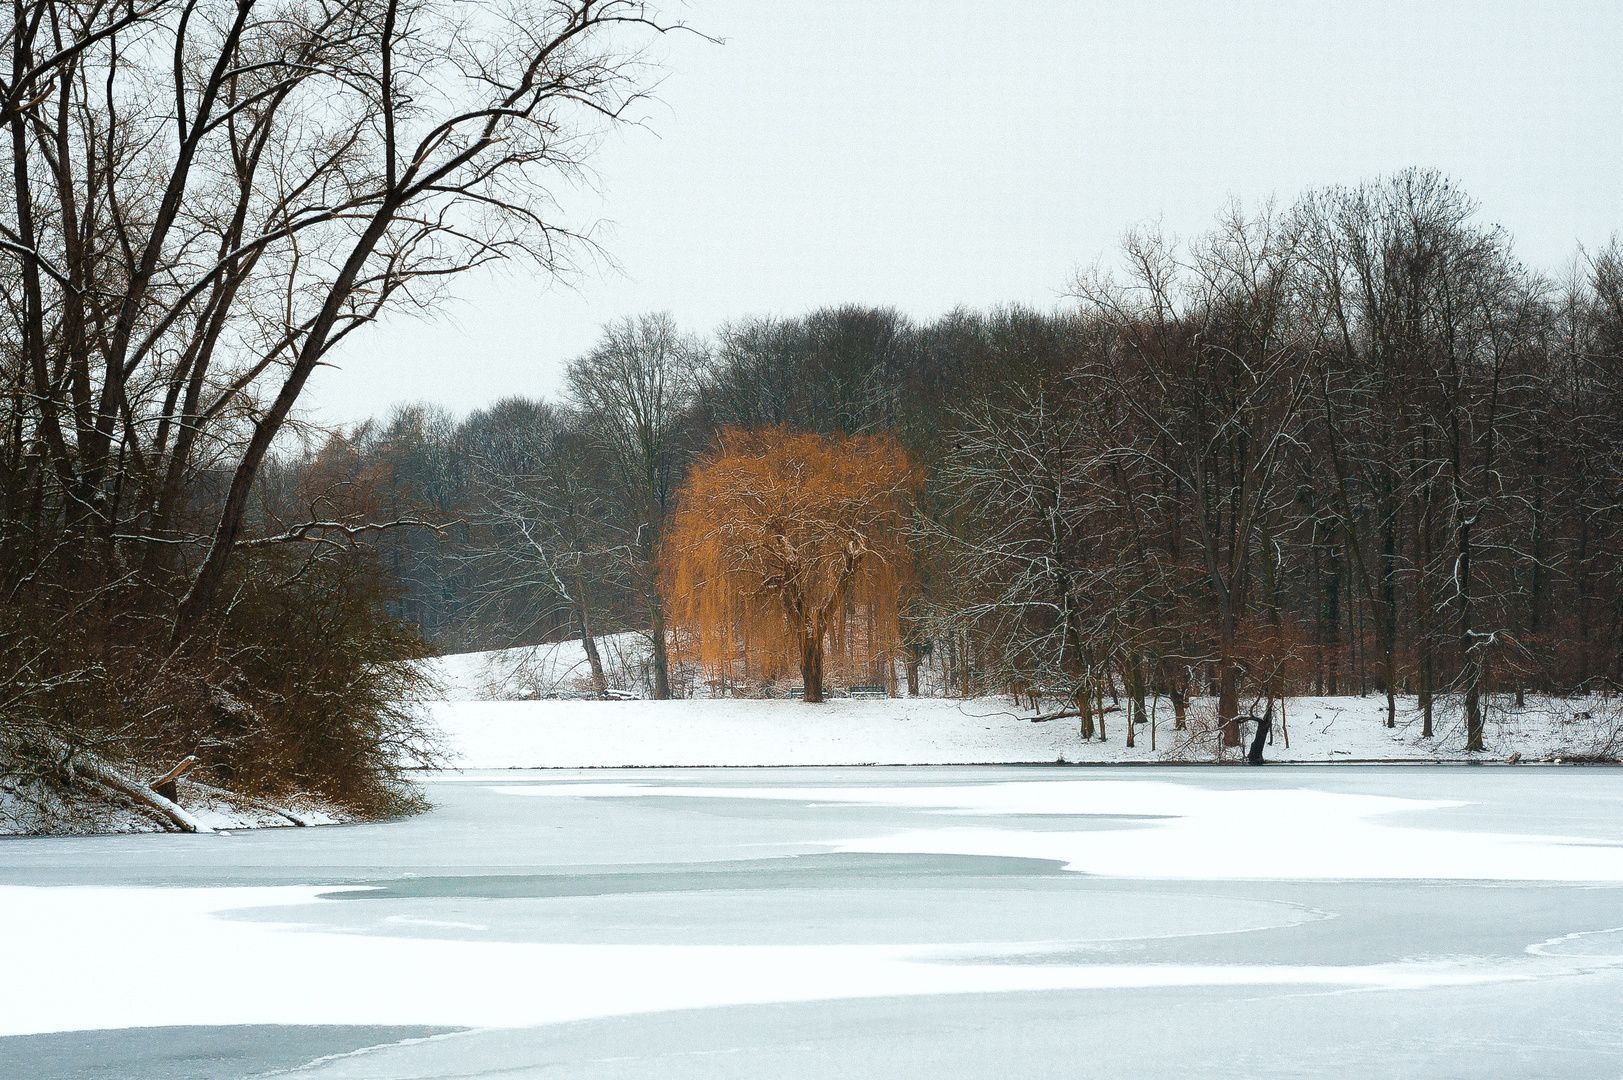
top-left (663, 428), bottom-right (920, 702)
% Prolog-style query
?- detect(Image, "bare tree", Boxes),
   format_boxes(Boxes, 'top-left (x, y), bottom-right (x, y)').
top-left (567, 311), bottom-right (706, 698)
top-left (0, 0), bottom-right (681, 637)
top-left (1076, 206), bottom-right (1310, 746)
top-left (0, 0), bottom-right (685, 802)
top-left (464, 399), bottom-right (623, 694)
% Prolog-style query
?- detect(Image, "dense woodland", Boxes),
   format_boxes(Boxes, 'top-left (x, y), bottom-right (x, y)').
top-left (331, 174), bottom-right (1623, 751)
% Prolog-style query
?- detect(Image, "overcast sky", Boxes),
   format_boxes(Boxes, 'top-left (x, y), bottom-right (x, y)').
top-left (306, 0), bottom-right (1623, 427)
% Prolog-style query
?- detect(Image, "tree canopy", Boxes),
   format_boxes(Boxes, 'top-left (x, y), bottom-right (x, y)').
top-left (662, 428), bottom-right (919, 702)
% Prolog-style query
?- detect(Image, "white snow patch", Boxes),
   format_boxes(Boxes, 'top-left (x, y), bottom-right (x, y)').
top-left (496, 779), bottom-right (1623, 882)
top-left (417, 635), bottom-right (649, 701)
top-left (423, 690), bottom-right (1623, 769)
top-left (0, 883), bottom-right (1530, 1038)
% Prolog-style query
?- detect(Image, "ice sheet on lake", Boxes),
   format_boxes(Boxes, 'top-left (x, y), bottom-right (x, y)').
top-left (496, 779), bottom-right (1623, 881)
top-left (0, 883), bottom-right (1537, 1038)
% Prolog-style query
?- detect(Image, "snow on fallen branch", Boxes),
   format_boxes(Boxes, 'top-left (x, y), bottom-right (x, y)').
top-left (185, 780), bottom-right (320, 827)
top-left (234, 518), bottom-right (456, 550)
top-left (1031, 705), bottom-right (1120, 723)
top-left (64, 750), bottom-right (214, 834)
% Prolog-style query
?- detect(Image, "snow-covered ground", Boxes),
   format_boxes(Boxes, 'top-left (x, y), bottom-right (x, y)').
top-left (13, 641), bottom-right (1614, 836)
top-left (423, 645), bottom-right (1623, 768)
top-left (0, 772), bottom-right (346, 836)
top-left (420, 634), bottom-right (655, 701)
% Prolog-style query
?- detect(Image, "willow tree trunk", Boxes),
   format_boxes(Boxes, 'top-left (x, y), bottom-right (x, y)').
top-left (800, 620), bottom-right (825, 703)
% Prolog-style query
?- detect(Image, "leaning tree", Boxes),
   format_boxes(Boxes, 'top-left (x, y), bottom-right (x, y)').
top-left (662, 428), bottom-right (919, 703)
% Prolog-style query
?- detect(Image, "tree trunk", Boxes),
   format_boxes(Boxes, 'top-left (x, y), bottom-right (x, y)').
top-left (649, 587), bottom-right (670, 700)
top-left (1130, 652), bottom-right (1148, 728)
top-left (1324, 535), bottom-right (1341, 696)
top-left (1459, 512), bottom-right (1484, 751)
top-left (1247, 700), bottom-right (1273, 765)
top-left (172, 201), bottom-right (402, 644)
top-left (1095, 667), bottom-right (1107, 742)
top-left (1381, 471), bottom-right (1399, 728)
top-left (574, 574), bottom-right (607, 696)
top-left (801, 620), bottom-right (824, 703)
top-left (906, 659), bottom-right (920, 697)
top-left (1217, 606), bottom-right (1242, 747)
top-left (1415, 469), bottom-right (1435, 738)
top-left (1218, 662), bottom-right (1241, 747)
top-left (1125, 653), bottom-right (1144, 748)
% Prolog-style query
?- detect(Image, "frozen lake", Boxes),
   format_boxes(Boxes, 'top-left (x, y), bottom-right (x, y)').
top-left (4, 765), bottom-right (1623, 1078)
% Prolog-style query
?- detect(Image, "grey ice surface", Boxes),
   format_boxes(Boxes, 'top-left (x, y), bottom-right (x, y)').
top-left (0, 1025), bottom-right (462, 1080)
top-left (4, 765), bottom-right (1623, 1078)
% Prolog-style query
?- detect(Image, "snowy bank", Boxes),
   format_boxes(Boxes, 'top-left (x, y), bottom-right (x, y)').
top-left (0, 770), bottom-right (346, 837)
top-left (419, 642), bottom-right (1622, 769)
top-left (425, 690), bottom-right (1623, 769)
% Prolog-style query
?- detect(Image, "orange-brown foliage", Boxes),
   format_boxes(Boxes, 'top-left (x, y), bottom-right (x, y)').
top-left (662, 428), bottom-right (921, 698)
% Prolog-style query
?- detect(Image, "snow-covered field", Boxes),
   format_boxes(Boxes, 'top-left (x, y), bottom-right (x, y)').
top-left (421, 634), bottom-right (656, 701)
top-left (422, 644), bottom-right (1623, 768)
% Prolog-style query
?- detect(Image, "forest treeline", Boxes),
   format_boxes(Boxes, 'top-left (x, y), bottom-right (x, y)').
top-left (333, 172), bottom-right (1622, 748)
top-left (22, 0), bottom-right (1612, 828)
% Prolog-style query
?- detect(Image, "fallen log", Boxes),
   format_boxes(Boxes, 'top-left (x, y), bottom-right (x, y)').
top-left (68, 753), bottom-right (213, 834)
top-left (149, 756), bottom-right (199, 802)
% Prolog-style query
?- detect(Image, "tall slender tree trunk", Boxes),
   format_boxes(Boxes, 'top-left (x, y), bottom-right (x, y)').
top-left (649, 587), bottom-right (671, 700)
top-left (1415, 439), bottom-right (1436, 738)
top-left (573, 574), bottom-right (607, 696)
top-left (1125, 652), bottom-right (1145, 748)
top-left (1528, 437), bottom-right (1546, 692)
top-left (1459, 512), bottom-right (1483, 750)
top-left (1218, 661), bottom-right (1241, 747)
top-left (1129, 652), bottom-right (1148, 728)
top-left (960, 632), bottom-right (972, 698)
top-left (1380, 470), bottom-right (1399, 727)
top-left (1321, 523), bottom-right (1341, 696)
top-left (1217, 602), bottom-right (1242, 747)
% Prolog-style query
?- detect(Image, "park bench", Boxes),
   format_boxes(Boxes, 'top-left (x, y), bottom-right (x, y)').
top-left (848, 685), bottom-right (888, 699)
